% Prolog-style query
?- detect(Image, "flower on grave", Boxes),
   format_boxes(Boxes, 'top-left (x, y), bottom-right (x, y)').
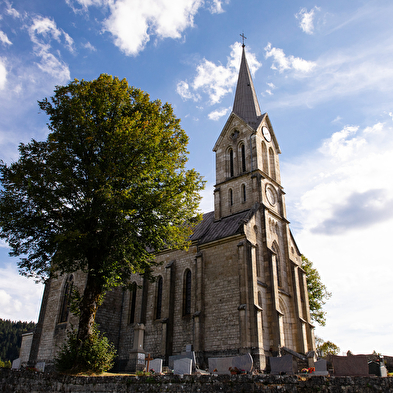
top-left (150, 369), bottom-right (155, 374)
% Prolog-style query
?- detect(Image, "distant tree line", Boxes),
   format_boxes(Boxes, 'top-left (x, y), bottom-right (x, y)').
top-left (0, 319), bottom-right (36, 363)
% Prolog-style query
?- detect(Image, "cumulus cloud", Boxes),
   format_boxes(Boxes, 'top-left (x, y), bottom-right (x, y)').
top-left (265, 43), bottom-right (316, 73)
top-left (283, 120), bottom-right (393, 236)
top-left (0, 31), bottom-right (12, 45)
top-left (67, 0), bottom-right (228, 55)
top-left (178, 42), bottom-right (261, 105)
top-left (295, 6), bottom-right (320, 34)
top-left (208, 106), bottom-right (231, 121)
top-left (28, 16), bottom-right (71, 81)
top-left (0, 262), bottom-right (43, 321)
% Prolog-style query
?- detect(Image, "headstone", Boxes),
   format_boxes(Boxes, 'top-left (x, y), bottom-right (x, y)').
top-left (313, 359), bottom-right (329, 376)
top-left (36, 362), bottom-right (45, 372)
top-left (149, 358), bottom-right (163, 374)
top-left (11, 358), bottom-right (21, 370)
top-left (369, 361), bottom-right (388, 377)
top-left (169, 351), bottom-right (196, 370)
top-left (269, 355), bottom-right (296, 375)
top-left (174, 358), bottom-right (192, 375)
top-left (332, 355), bottom-right (369, 376)
top-left (208, 353), bottom-right (253, 375)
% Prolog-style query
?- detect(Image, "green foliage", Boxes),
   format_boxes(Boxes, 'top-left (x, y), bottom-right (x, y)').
top-left (55, 324), bottom-right (116, 374)
top-left (315, 336), bottom-right (340, 356)
top-left (301, 255), bottom-right (331, 326)
top-left (0, 319), bottom-right (36, 362)
top-left (0, 74), bottom-right (204, 371)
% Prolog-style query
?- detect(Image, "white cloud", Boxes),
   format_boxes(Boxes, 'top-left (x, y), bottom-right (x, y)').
top-left (208, 0), bottom-right (229, 14)
top-left (282, 119), bottom-right (393, 353)
top-left (265, 43), bottom-right (316, 73)
top-left (0, 31), bottom-right (12, 45)
top-left (28, 16), bottom-right (71, 81)
top-left (176, 80), bottom-right (200, 101)
top-left (0, 262), bottom-right (43, 322)
top-left (208, 106), bottom-right (231, 121)
top-left (82, 41), bottom-right (97, 52)
top-left (102, 0), bottom-right (203, 56)
top-left (0, 58), bottom-right (7, 90)
top-left (4, 1), bottom-right (21, 19)
top-left (295, 6), bottom-right (320, 34)
top-left (178, 42), bottom-right (261, 105)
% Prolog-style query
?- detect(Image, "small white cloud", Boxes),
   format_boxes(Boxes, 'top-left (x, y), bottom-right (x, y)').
top-left (176, 80), bottom-right (200, 102)
top-left (267, 82), bottom-right (276, 89)
top-left (62, 30), bottom-right (75, 53)
top-left (295, 6), bottom-right (320, 35)
top-left (82, 41), bottom-right (97, 52)
top-left (264, 42), bottom-right (316, 73)
top-left (265, 89), bottom-right (273, 96)
top-left (208, 0), bottom-right (229, 14)
top-left (208, 106), bottom-right (231, 121)
top-left (332, 116), bottom-right (342, 124)
top-left (0, 58), bottom-right (7, 90)
top-left (28, 16), bottom-right (71, 82)
top-left (178, 42), bottom-right (261, 104)
top-left (5, 1), bottom-right (21, 19)
top-left (0, 31), bottom-right (12, 46)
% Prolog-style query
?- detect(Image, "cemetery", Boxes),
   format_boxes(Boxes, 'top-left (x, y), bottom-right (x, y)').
top-left (2, 345), bottom-right (393, 392)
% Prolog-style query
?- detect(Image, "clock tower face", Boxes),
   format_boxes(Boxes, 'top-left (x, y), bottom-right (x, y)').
top-left (262, 126), bottom-right (271, 142)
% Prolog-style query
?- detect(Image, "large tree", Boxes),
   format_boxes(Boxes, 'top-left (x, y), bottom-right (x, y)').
top-left (301, 255), bottom-right (331, 326)
top-left (0, 75), bottom-right (204, 351)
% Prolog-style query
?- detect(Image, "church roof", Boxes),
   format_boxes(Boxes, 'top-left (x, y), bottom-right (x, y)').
top-left (190, 209), bottom-right (253, 245)
top-left (232, 45), bottom-right (262, 127)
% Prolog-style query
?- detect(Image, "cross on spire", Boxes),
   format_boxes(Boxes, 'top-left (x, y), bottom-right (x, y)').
top-left (240, 33), bottom-right (247, 47)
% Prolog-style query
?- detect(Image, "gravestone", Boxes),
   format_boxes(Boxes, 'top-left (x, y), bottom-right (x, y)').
top-left (174, 358), bottom-right (192, 375)
top-left (11, 358), bottom-right (21, 370)
top-left (332, 355), bottom-right (369, 376)
top-left (369, 361), bottom-right (388, 377)
top-left (208, 353), bottom-right (253, 375)
top-left (313, 359), bottom-right (329, 376)
top-left (169, 344), bottom-right (196, 370)
top-left (269, 355), bottom-right (296, 375)
top-left (149, 358), bottom-right (163, 374)
top-left (36, 362), bottom-right (45, 372)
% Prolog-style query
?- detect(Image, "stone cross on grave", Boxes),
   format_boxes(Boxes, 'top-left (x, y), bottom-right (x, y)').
top-left (145, 353), bottom-right (153, 372)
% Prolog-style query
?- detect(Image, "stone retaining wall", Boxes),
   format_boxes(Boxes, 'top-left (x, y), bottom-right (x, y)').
top-left (1, 369), bottom-right (392, 393)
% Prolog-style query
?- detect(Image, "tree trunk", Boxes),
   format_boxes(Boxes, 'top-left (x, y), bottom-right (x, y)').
top-left (77, 271), bottom-right (103, 344)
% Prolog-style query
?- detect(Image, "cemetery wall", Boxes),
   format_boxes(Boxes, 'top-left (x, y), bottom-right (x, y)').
top-left (2, 369), bottom-right (393, 393)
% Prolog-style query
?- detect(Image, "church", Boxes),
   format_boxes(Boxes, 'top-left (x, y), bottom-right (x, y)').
top-left (27, 44), bottom-right (315, 372)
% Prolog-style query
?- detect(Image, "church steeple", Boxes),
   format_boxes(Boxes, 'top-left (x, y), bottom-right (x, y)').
top-left (232, 45), bottom-right (262, 127)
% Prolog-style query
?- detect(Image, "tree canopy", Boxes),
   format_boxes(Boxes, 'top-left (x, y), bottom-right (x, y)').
top-left (0, 75), bottom-right (205, 364)
top-left (301, 255), bottom-right (331, 326)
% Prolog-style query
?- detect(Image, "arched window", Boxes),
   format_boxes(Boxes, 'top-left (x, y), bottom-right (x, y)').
top-left (242, 184), bottom-right (246, 202)
top-left (272, 242), bottom-right (281, 287)
top-left (156, 276), bottom-right (163, 320)
top-left (129, 283), bottom-right (137, 324)
top-left (262, 142), bottom-right (269, 174)
top-left (269, 147), bottom-right (276, 181)
top-left (241, 144), bottom-right (246, 172)
top-left (59, 274), bottom-right (73, 323)
top-left (229, 188), bottom-right (233, 206)
top-left (229, 148), bottom-right (234, 177)
top-left (184, 269), bottom-right (191, 315)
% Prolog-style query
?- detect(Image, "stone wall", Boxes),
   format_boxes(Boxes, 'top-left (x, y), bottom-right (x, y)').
top-left (1, 369), bottom-right (393, 393)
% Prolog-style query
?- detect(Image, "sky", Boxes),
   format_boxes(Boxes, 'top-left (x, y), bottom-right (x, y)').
top-left (0, 0), bottom-right (392, 357)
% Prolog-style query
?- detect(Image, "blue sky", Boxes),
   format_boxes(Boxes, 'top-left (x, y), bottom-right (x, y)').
top-left (0, 0), bottom-right (393, 356)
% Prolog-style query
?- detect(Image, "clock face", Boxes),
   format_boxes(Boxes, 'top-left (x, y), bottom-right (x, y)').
top-left (262, 126), bottom-right (271, 142)
top-left (266, 186), bottom-right (276, 206)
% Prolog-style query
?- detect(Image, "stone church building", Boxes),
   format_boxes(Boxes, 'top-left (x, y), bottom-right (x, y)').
top-left (27, 45), bottom-right (315, 372)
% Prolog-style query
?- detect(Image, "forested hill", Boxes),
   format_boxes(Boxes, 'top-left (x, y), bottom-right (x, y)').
top-left (0, 319), bottom-right (36, 362)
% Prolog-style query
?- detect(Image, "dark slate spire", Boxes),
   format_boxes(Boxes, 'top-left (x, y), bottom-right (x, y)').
top-left (232, 45), bottom-right (262, 127)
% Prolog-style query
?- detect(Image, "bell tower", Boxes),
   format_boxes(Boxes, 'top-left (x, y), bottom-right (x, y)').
top-left (213, 44), bottom-right (284, 222)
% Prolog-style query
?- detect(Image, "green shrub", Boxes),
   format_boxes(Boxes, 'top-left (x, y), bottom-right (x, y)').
top-left (55, 324), bottom-right (116, 374)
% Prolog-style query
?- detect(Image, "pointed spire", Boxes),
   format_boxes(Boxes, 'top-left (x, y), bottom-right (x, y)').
top-left (232, 45), bottom-right (262, 127)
